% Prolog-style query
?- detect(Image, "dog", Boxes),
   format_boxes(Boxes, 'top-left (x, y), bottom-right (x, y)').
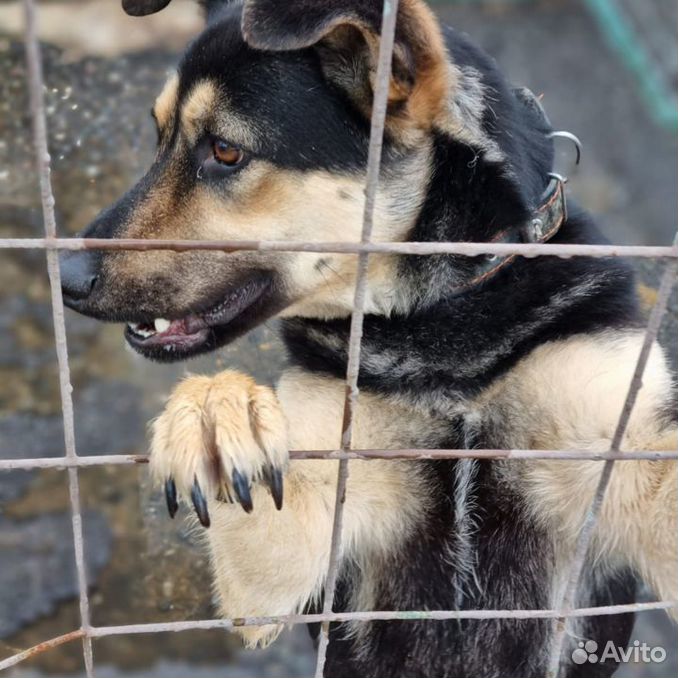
top-left (60, 1), bottom-right (677, 676)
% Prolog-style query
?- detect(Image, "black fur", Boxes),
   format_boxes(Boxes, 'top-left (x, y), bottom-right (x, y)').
top-left (319, 459), bottom-right (636, 678)
top-left (177, 11), bottom-right (372, 172)
top-left (277, 10), bottom-right (641, 678)
top-left (69, 2), bottom-right (644, 675)
top-left (283, 217), bottom-right (640, 400)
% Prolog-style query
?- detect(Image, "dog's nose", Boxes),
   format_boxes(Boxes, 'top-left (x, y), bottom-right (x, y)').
top-left (60, 250), bottom-right (100, 304)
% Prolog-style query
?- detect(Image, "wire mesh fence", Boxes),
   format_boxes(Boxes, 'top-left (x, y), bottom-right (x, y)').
top-left (1, 0), bottom-right (677, 676)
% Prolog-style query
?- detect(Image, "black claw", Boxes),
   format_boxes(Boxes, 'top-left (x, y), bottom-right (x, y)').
top-left (232, 469), bottom-right (253, 513)
top-left (165, 478), bottom-right (178, 519)
top-left (122, 0), bottom-right (172, 18)
top-left (267, 468), bottom-right (284, 510)
top-left (191, 478), bottom-right (211, 528)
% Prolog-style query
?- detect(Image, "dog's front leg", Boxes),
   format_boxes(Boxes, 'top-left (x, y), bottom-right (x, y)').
top-left (523, 432), bottom-right (678, 620)
top-left (149, 370), bottom-right (339, 648)
top-left (616, 430), bottom-right (678, 617)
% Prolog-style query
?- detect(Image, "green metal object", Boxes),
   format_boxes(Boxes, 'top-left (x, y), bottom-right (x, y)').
top-left (432, 0), bottom-right (677, 131)
top-left (583, 0), bottom-right (677, 131)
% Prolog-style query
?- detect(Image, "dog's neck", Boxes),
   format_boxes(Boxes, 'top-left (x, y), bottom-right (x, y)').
top-left (282, 211), bottom-right (639, 403)
top-left (283, 119), bottom-right (636, 399)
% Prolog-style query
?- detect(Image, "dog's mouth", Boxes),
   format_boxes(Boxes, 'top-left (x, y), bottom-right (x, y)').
top-left (124, 275), bottom-right (273, 360)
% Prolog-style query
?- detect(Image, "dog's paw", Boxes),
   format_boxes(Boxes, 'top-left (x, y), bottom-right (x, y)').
top-left (149, 371), bottom-right (288, 526)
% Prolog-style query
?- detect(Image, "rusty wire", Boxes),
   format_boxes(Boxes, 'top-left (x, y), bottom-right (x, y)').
top-left (0, 630), bottom-right (87, 673)
top-left (1, 0), bottom-right (676, 676)
top-left (2, 447), bottom-right (678, 473)
top-left (1, 237), bottom-right (677, 259)
top-left (21, 0), bottom-right (94, 674)
top-left (313, 2), bottom-right (401, 675)
top-left (2, 600), bottom-right (677, 673)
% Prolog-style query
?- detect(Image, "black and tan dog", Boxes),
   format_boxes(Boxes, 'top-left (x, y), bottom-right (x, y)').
top-left (60, 1), bottom-right (677, 676)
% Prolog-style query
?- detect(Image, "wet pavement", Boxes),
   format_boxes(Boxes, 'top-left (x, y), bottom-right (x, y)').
top-left (0, 1), bottom-right (676, 676)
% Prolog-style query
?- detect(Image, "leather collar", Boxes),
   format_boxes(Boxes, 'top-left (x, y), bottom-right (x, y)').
top-left (451, 174), bottom-right (568, 295)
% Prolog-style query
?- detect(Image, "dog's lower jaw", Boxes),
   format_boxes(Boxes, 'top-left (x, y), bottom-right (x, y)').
top-left (123, 273), bottom-right (282, 362)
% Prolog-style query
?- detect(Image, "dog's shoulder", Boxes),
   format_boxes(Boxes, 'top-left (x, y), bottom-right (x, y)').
top-left (474, 329), bottom-right (676, 450)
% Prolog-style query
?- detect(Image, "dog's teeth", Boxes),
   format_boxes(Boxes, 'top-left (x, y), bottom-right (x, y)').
top-left (154, 318), bottom-right (171, 333)
top-left (127, 322), bottom-right (155, 339)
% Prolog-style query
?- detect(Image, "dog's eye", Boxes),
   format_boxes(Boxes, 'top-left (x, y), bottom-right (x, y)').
top-left (212, 140), bottom-right (244, 166)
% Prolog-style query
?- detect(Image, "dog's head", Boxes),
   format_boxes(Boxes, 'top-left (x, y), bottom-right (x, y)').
top-left (61, 0), bottom-right (553, 361)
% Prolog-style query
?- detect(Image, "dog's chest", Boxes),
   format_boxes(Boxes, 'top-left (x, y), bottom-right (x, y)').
top-left (277, 368), bottom-right (455, 452)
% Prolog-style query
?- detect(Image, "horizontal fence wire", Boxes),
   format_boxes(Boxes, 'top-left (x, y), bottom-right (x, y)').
top-left (0, 237), bottom-right (677, 258)
top-left (2, 601), bottom-right (677, 673)
top-left (2, 448), bottom-right (678, 472)
top-left (2, 600), bottom-right (677, 673)
top-left (2, 0), bottom-right (676, 675)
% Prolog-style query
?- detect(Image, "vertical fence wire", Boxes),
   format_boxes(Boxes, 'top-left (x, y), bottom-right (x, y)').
top-left (545, 234), bottom-right (678, 678)
top-left (22, 0), bottom-right (95, 675)
top-left (313, 1), bottom-right (401, 676)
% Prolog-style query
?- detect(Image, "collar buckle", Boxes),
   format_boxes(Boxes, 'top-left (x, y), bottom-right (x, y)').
top-left (521, 173), bottom-right (568, 244)
top-left (452, 169), bottom-right (571, 295)
top-left (522, 217), bottom-right (547, 244)
top-left (547, 172), bottom-right (569, 224)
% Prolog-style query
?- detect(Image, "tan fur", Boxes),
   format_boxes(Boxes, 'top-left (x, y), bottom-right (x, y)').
top-left (474, 331), bottom-right (678, 616)
top-left (150, 371), bottom-right (287, 499)
top-left (103, 144), bottom-right (431, 319)
top-left (150, 330), bottom-right (677, 649)
top-left (180, 80), bottom-right (218, 144)
top-left (101, 2), bottom-right (459, 317)
top-left (151, 368), bottom-right (445, 647)
top-left (398, 0), bottom-right (456, 130)
top-left (134, 6), bottom-right (676, 641)
top-left (262, 0), bottom-right (455, 141)
top-left (477, 331), bottom-right (673, 450)
top-left (327, 0), bottom-right (469, 142)
top-left (144, 3), bottom-right (461, 147)
top-left (365, 0), bottom-right (456, 138)
top-left (153, 72), bottom-right (179, 134)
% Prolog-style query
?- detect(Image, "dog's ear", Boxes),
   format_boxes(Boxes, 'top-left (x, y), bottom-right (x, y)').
top-left (242, 0), bottom-right (451, 129)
